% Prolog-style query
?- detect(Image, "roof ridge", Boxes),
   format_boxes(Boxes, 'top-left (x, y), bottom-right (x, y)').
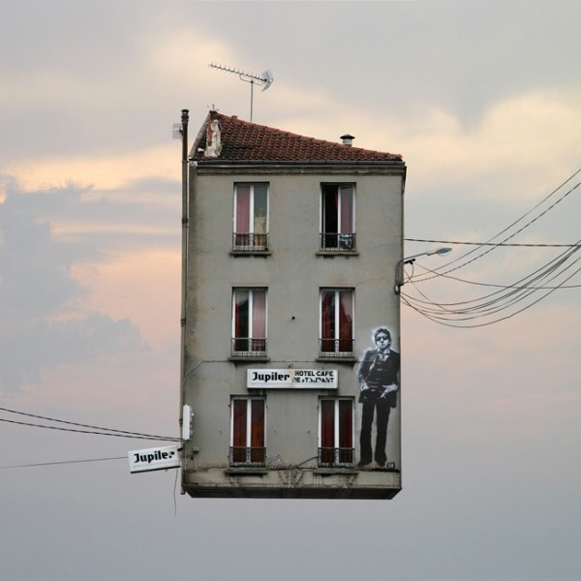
top-left (193, 111), bottom-right (403, 162)
top-left (214, 112), bottom-right (393, 155)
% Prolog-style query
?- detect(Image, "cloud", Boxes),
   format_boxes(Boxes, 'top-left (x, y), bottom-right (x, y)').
top-left (0, 177), bottom-right (143, 393)
top-left (0, 315), bottom-right (141, 393)
top-left (11, 143), bottom-right (180, 192)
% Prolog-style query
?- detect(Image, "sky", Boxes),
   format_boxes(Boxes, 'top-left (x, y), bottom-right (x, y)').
top-left (1, 1), bottom-right (580, 579)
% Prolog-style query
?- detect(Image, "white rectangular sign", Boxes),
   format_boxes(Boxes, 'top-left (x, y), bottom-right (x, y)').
top-left (247, 369), bottom-right (338, 389)
top-left (128, 444), bottom-right (180, 474)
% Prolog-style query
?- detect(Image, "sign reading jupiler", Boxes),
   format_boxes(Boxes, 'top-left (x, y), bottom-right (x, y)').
top-left (247, 369), bottom-right (338, 389)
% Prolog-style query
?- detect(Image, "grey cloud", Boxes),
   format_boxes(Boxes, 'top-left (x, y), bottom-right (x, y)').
top-left (0, 177), bottom-right (143, 393)
top-left (0, 315), bottom-right (141, 393)
top-left (2, 0), bottom-right (580, 160)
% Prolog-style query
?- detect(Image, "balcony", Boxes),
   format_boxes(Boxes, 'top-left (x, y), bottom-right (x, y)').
top-left (233, 232), bottom-right (269, 252)
top-left (319, 233), bottom-right (356, 252)
top-left (229, 447), bottom-right (266, 467)
top-left (232, 338), bottom-right (267, 358)
top-left (319, 338), bottom-right (354, 358)
top-left (318, 447), bottom-right (355, 468)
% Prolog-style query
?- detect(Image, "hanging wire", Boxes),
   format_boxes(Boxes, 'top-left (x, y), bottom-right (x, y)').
top-left (0, 406), bottom-right (180, 442)
top-left (402, 262), bottom-right (581, 328)
top-left (409, 168), bottom-right (581, 283)
top-left (0, 456), bottom-right (126, 470)
top-left (401, 248), bottom-right (581, 327)
top-left (0, 416), bottom-right (180, 441)
top-left (405, 238), bottom-right (579, 248)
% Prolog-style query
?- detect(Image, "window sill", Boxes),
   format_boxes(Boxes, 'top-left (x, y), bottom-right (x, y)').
top-left (229, 356), bottom-right (270, 363)
top-left (230, 250), bottom-right (271, 257)
top-left (316, 250), bottom-right (359, 257)
top-left (225, 468), bottom-right (268, 476)
top-left (316, 356), bottom-right (357, 363)
top-left (314, 468), bottom-right (358, 475)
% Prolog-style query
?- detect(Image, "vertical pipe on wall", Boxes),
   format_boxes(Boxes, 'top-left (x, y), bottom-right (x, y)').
top-left (179, 109), bottom-right (189, 493)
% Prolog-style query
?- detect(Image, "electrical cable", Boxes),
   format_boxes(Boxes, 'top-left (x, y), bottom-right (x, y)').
top-left (0, 406), bottom-right (179, 442)
top-left (0, 456), bottom-right (126, 470)
top-left (402, 262), bottom-right (581, 328)
top-left (399, 236), bottom-right (581, 325)
top-left (405, 238), bottom-right (579, 248)
top-left (404, 254), bottom-right (579, 319)
top-left (409, 261), bottom-right (581, 290)
top-left (405, 241), bottom-right (581, 310)
top-left (409, 168), bottom-right (581, 283)
top-left (0, 416), bottom-right (180, 441)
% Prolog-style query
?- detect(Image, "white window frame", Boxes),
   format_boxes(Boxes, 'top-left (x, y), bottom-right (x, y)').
top-left (230, 397), bottom-right (266, 466)
top-left (233, 183), bottom-right (269, 251)
top-left (320, 183), bottom-right (356, 251)
top-left (318, 288), bottom-right (354, 357)
top-left (318, 397), bottom-right (355, 467)
top-left (231, 288), bottom-right (268, 356)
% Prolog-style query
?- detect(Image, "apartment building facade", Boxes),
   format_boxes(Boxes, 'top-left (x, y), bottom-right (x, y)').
top-left (180, 111), bottom-right (406, 499)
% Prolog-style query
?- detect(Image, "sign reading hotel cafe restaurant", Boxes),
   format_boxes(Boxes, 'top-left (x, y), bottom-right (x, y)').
top-left (247, 369), bottom-right (338, 389)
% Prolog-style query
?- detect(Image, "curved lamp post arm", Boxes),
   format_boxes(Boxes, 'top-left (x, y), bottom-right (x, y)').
top-left (394, 247), bottom-right (452, 294)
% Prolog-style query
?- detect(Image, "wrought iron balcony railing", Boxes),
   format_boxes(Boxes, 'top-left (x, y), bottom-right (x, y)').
top-left (233, 232), bottom-right (269, 251)
top-left (319, 338), bottom-right (354, 358)
top-left (229, 446), bottom-right (266, 467)
top-left (232, 338), bottom-right (267, 357)
top-left (319, 233), bottom-right (356, 252)
top-left (318, 447), bottom-right (355, 468)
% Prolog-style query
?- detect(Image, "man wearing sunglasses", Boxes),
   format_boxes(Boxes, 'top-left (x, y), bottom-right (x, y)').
top-left (357, 327), bottom-right (400, 468)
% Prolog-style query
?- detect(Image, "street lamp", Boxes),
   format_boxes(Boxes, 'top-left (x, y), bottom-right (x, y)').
top-left (394, 247), bottom-right (452, 294)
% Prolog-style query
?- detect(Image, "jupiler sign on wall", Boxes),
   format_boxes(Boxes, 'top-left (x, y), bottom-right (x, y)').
top-left (247, 369), bottom-right (338, 389)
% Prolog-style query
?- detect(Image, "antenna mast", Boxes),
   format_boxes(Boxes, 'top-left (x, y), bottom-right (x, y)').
top-left (209, 63), bottom-right (274, 122)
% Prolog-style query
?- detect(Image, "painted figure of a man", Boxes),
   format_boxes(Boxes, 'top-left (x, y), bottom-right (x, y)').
top-left (357, 327), bottom-right (400, 468)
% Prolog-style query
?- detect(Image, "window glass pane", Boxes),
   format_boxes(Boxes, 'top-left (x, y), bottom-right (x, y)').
top-left (252, 290), bottom-right (266, 338)
top-left (235, 290), bottom-right (249, 338)
top-left (253, 185), bottom-right (268, 235)
top-left (232, 400), bottom-right (247, 447)
top-left (235, 186), bottom-right (251, 233)
top-left (250, 400), bottom-right (265, 448)
top-left (320, 400), bottom-right (335, 448)
top-left (322, 186), bottom-right (338, 234)
top-left (321, 291), bottom-right (335, 340)
top-left (339, 186), bottom-right (354, 233)
top-left (338, 400), bottom-right (353, 448)
top-left (339, 291), bottom-right (353, 342)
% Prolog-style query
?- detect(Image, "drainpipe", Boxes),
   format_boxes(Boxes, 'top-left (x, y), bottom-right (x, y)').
top-left (179, 109), bottom-right (189, 492)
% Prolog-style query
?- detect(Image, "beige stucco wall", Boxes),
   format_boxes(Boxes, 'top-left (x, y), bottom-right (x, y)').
top-left (182, 163), bottom-right (405, 498)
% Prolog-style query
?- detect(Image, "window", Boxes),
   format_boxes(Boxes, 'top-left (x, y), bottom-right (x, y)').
top-left (232, 288), bottom-right (267, 357)
top-left (320, 184), bottom-right (355, 252)
top-left (230, 398), bottom-right (266, 466)
top-left (319, 289), bottom-right (353, 357)
top-left (233, 183), bottom-right (269, 251)
top-left (319, 398), bottom-right (354, 467)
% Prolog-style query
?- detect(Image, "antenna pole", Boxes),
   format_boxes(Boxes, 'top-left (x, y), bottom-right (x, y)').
top-left (250, 79), bottom-right (254, 122)
top-left (209, 63), bottom-right (273, 122)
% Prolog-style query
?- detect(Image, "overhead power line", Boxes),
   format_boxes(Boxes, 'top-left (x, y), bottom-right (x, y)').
top-left (0, 416), bottom-right (180, 441)
top-left (400, 166), bottom-right (581, 327)
top-left (405, 238), bottom-right (579, 248)
top-left (410, 168), bottom-right (581, 283)
top-left (410, 261), bottom-right (581, 290)
top-left (402, 262), bottom-right (581, 328)
top-left (0, 406), bottom-right (180, 442)
top-left (401, 240), bottom-right (581, 327)
top-left (0, 456), bottom-right (127, 470)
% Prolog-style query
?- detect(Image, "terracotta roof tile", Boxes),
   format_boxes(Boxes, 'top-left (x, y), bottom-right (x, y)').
top-left (192, 112), bottom-right (402, 163)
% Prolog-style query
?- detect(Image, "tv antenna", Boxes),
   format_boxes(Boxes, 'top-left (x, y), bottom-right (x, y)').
top-left (209, 63), bottom-right (274, 122)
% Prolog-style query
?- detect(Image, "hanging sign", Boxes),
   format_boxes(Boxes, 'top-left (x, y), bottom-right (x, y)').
top-left (247, 369), bottom-right (338, 389)
top-left (128, 444), bottom-right (180, 474)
